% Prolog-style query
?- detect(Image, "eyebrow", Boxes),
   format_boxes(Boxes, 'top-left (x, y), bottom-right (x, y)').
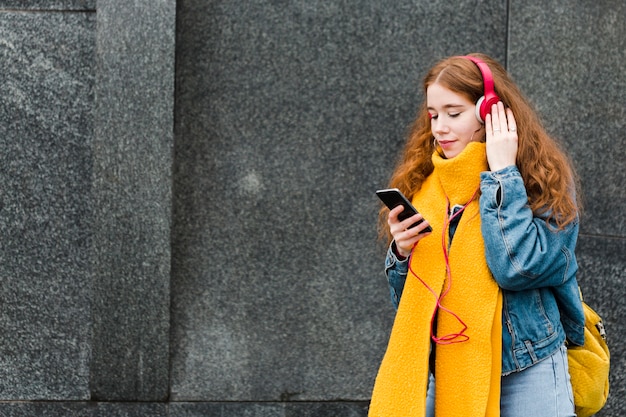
top-left (427, 104), bottom-right (466, 111)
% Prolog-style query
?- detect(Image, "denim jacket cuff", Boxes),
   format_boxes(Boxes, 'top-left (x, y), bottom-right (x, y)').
top-left (480, 165), bottom-right (520, 183)
top-left (385, 241), bottom-right (409, 274)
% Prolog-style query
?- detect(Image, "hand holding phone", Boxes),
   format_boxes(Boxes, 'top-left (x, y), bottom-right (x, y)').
top-left (376, 188), bottom-right (433, 233)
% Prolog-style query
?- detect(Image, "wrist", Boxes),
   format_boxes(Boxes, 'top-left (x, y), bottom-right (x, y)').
top-left (392, 241), bottom-right (410, 260)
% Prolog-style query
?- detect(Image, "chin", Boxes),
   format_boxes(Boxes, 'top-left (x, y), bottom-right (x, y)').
top-left (443, 150), bottom-right (460, 159)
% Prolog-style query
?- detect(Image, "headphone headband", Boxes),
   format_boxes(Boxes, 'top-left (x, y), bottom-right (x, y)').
top-left (460, 55), bottom-right (500, 122)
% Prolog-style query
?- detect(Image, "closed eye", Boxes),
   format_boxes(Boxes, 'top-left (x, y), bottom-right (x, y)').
top-left (430, 112), bottom-right (461, 121)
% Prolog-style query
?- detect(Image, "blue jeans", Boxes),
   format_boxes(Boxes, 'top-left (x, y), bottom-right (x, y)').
top-left (426, 345), bottom-right (575, 417)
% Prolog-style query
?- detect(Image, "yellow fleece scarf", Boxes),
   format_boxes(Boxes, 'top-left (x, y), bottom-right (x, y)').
top-left (370, 142), bottom-right (502, 417)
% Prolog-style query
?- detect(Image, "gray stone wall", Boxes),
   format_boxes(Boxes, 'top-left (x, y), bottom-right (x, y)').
top-left (0, 2), bottom-right (95, 401)
top-left (89, 0), bottom-right (175, 401)
top-left (0, 1), bottom-right (623, 416)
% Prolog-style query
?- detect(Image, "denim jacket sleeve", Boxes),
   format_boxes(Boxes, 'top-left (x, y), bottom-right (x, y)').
top-left (385, 241), bottom-right (409, 310)
top-left (479, 165), bottom-right (579, 291)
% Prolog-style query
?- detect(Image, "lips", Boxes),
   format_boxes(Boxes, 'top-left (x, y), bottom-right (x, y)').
top-left (438, 140), bottom-right (455, 149)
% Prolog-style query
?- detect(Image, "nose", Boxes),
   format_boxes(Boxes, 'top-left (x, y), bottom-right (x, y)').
top-left (432, 118), bottom-right (449, 137)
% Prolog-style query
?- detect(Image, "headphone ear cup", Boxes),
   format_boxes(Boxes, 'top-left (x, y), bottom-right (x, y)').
top-left (475, 96), bottom-right (486, 122)
top-left (481, 93), bottom-right (500, 122)
top-left (476, 94), bottom-right (500, 123)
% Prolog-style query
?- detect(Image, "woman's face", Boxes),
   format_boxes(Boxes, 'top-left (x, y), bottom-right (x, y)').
top-left (427, 83), bottom-right (484, 159)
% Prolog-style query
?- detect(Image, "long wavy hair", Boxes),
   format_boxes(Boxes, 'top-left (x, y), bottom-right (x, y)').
top-left (379, 53), bottom-right (581, 243)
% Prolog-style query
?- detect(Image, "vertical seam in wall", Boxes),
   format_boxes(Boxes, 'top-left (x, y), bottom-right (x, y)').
top-left (168, 0), bottom-right (179, 405)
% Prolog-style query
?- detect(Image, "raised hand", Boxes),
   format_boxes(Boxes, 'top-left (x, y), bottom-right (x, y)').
top-left (485, 101), bottom-right (518, 171)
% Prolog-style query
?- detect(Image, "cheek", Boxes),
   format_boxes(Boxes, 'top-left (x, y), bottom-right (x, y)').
top-left (457, 118), bottom-right (480, 139)
top-left (464, 113), bottom-right (480, 128)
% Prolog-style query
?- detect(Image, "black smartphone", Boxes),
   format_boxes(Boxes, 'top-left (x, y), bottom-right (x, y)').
top-left (376, 188), bottom-right (433, 233)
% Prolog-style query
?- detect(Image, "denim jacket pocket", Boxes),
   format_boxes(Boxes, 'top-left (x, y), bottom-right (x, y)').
top-left (503, 288), bottom-right (566, 373)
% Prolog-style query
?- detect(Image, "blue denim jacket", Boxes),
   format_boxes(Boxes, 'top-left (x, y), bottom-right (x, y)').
top-left (385, 165), bottom-right (585, 375)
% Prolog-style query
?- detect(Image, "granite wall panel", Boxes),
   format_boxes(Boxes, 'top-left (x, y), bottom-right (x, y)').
top-left (89, 0), bottom-right (175, 401)
top-left (170, 402), bottom-right (369, 417)
top-left (0, 10), bottom-right (95, 400)
top-left (0, 402), bottom-right (367, 417)
top-left (171, 0), bottom-right (506, 402)
top-left (576, 236), bottom-right (625, 416)
top-left (508, 0), bottom-right (626, 237)
top-left (0, 1), bottom-right (94, 10)
top-left (0, 402), bottom-right (166, 417)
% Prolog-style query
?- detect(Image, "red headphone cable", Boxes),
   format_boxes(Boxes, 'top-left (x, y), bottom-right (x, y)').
top-left (407, 187), bottom-right (480, 345)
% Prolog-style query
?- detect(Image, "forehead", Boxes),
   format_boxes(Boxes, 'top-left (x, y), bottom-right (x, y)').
top-left (426, 83), bottom-right (473, 108)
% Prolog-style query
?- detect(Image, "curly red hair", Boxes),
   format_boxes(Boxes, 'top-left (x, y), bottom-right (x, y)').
top-left (380, 53), bottom-right (581, 242)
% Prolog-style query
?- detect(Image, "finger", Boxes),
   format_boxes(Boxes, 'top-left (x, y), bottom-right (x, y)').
top-left (399, 213), bottom-right (425, 230)
top-left (497, 102), bottom-right (509, 133)
top-left (506, 108), bottom-right (517, 133)
top-left (413, 222), bottom-right (432, 235)
top-left (396, 225), bottom-right (430, 255)
top-left (485, 113), bottom-right (493, 136)
top-left (406, 217), bottom-right (431, 234)
top-left (490, 104), bottom-right (501, 134)
top-left (387, 205), bottom-right (404, 224)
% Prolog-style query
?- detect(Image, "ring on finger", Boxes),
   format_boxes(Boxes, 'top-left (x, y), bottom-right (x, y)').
top-left (510, 127), bottom-right (517, 132)
top-left (493, 128), bottom-right (500, 132)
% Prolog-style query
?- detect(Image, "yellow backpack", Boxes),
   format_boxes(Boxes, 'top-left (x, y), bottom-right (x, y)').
top-left (567, 296), bottom-right (610, 417)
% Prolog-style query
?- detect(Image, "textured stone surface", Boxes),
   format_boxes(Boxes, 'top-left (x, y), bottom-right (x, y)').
top-left (171, 0), bottom-right (506, 401)
top-left (0, 402), bottom-right (367, 416)
top-left (576, 236), bottom-right (625, 417)
top-left (0, 10), bottom-right (95, 400)
top-left (170, 402), bottom-right (369, 417)
top-left (0, 1), bottom-right (94, 10)
top-left (89, 0), bottom-right (175, 401)
top-left (508, 0), bottom-right (626, 237)
top-left (0, 402), bottom-right (166, 417)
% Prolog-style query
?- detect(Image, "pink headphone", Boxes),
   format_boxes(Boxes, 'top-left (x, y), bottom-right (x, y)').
top-left (461, 56), bottom-right (500, 123)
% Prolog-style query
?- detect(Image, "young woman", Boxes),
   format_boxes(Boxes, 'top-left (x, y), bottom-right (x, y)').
top-left (369, 54), bottom-right (585, 417)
